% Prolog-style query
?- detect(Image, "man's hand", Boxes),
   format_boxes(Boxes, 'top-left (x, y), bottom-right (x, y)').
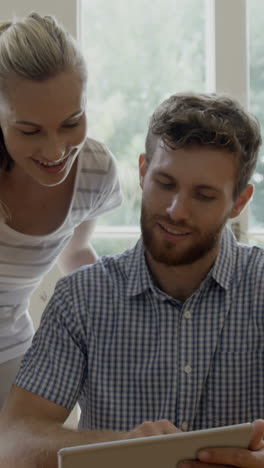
top-left (123, 419), bottom-right (181, 439)
top-left (178, 419), bottom-right (264, 468)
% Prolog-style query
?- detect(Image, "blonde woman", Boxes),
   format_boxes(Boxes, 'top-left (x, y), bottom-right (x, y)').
top-left (0, 12), bottom-right (122, 407)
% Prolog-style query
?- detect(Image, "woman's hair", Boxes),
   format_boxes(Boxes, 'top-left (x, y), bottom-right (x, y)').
top-left (0, 12), bottom-right (87, 171)
top-left (145, 93), bottom-right (262, 199)
top-left (0, 12), bottom-right (87, 82)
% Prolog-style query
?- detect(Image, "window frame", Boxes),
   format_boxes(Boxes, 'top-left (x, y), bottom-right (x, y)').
top-left (206, 0), bottom-right (250, 244)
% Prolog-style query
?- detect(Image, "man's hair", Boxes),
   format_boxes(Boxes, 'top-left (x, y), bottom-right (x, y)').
top-left (145, 93), bottom-right (262, 198)
top-left (0, 12), bottom-right (87, 171)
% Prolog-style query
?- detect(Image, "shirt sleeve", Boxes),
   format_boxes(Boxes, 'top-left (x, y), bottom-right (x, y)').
top-left (73, 139), bottom-right (123, 222)
top-left (89, 144), bottom-right (123, 217)
top-left (15, 276), bottom-right (88, 410)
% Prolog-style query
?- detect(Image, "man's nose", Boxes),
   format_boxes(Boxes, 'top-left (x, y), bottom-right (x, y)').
top-left (166, 195), bottom-right (189, 220)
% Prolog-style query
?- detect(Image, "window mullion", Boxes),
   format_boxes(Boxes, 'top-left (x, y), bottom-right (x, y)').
top-left (206, 0), bottom-right (249, 242)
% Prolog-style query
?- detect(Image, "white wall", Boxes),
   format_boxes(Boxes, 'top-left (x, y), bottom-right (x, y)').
top-left (1, 0), bottom-right (78, 36)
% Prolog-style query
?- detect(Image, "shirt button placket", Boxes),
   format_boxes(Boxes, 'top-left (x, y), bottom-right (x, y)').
top-left (183, 310), bottom-right (192, 320)
top-left (178, 307), bottom-right (193, 430)
top-left (184, 364), bottom-right (192, 374)
top-left (181, 421), bottom-right (188, 431)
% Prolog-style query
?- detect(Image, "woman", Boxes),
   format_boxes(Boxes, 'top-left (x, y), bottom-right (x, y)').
top-left (0, 12), bottom-right (122, 407)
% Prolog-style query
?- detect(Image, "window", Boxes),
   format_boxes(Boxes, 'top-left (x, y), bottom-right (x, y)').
top-left (81, 0), bottom-right (206, 254)
top-left (80, 0), bottom-right (264, 252)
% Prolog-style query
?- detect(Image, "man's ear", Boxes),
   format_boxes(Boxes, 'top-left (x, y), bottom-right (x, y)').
top-left (139, 154), bottom-right (147, 189)
top-left (229, 184), bottom-right (254, 219)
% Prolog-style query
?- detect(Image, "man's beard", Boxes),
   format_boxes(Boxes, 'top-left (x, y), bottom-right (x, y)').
top-left (140, 204), bottom-right (226, 267)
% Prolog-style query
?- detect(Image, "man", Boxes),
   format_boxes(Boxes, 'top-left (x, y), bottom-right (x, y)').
top-left (1, 93), bottom-right (264, 468)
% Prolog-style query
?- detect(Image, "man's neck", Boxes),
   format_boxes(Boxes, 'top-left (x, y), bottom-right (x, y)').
top-left (145, 247), bottom-right (219, 302)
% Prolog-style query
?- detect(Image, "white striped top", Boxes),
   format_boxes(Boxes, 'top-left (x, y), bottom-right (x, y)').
top-left (0, 138), bottom-right (122, 363)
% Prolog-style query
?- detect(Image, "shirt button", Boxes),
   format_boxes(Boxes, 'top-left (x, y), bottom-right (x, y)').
top-left (184, 364), bottom-right (192, 374)
top-left (183, 310), bottom-right (192, 319)
top-left (181, 422), bottom-right (188, 431)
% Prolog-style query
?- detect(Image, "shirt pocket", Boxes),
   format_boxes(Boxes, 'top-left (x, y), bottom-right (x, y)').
top-left (194, 348), bottom-right (264, 429)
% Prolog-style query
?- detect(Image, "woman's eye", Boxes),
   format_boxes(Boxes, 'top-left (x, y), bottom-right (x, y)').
top-left (63, 121), bottom-right (80, 129)
top-left (20, 129), bottom-right (40, 135)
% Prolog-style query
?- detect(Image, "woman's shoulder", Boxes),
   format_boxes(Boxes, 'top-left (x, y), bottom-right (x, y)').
top-left (79, 137), bottom-right (115, 172)
top-left (73, 137), bottom-right (121, 215)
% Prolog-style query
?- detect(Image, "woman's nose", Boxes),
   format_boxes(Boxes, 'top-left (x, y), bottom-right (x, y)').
top-left (41, 136), bottom-right (66, 161)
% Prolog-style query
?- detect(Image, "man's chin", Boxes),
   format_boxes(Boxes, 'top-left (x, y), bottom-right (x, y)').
top-left (145, 244), bottom-right (189, 266)
top-left (145, 241), bottom-right (216, 267)
top-left (149, 253), bottom-right (196, 267)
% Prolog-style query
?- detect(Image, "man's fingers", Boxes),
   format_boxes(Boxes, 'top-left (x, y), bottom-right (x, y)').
top-left (154, 419), bottom-right (181, 434)
top-left (179, 462), bottom-right (232, 468)
top-left (197, 446), bottom-right (264, 467)
top-left (127, 419), bottom-right (180, 438)
top-left (249, 420), bottom-right (264, 451)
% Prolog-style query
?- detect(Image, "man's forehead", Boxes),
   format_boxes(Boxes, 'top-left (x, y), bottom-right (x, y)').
top-left (151, 142), bottom-right (237, 164)
top-left (147, 145), bottom-right (237, 189)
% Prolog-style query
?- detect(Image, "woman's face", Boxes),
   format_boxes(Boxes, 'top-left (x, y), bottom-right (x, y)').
top-left (0, 70), bottom-right (87, 187)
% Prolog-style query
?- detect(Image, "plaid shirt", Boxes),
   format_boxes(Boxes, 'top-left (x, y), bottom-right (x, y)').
top-left (15, 227), bottom-right (264, 432)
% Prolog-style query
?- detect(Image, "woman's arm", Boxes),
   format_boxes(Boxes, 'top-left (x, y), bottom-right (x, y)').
top-left (57, 219), bottom-right (97, 274)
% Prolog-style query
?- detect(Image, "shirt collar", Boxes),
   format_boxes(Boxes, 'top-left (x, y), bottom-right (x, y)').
top-left (210, 225), bottom-right (238, 290)
top-left (125, 239), bottom-right (156, 297)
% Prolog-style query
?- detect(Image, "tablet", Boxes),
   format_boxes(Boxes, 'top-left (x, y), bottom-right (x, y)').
top-left (58, 422), bottom-right (252, 468)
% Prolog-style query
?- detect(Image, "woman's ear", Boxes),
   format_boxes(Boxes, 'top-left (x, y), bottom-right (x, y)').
top-left (229, 184), bottom-right (254, 219)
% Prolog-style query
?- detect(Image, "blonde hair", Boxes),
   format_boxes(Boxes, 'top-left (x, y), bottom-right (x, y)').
top-left (0, 12), bottom-right (87, 81)
top-left (0, 12), bottom-right (87, 173)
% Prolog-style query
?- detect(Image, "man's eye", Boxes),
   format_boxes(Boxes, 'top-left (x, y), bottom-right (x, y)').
top-left (157, 180), bottom-right (175, 189)
top-left (197, 193), bottom-right (216, 201)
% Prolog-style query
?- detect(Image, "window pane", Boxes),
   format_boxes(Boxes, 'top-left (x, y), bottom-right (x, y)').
top-left (249, 0), bottom-right (264, 231)
top-left (92, 236), bottom-right (138, 256)
top-left (81, 0), bottom-right (206, 236)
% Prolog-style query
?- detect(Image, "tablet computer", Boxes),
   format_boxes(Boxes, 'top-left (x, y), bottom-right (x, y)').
top-left (58, 422), bottom-right (252, 468)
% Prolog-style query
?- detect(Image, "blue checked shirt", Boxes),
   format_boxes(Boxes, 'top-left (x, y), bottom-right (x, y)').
top-left (15, 226), bottom-right (264, 432)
